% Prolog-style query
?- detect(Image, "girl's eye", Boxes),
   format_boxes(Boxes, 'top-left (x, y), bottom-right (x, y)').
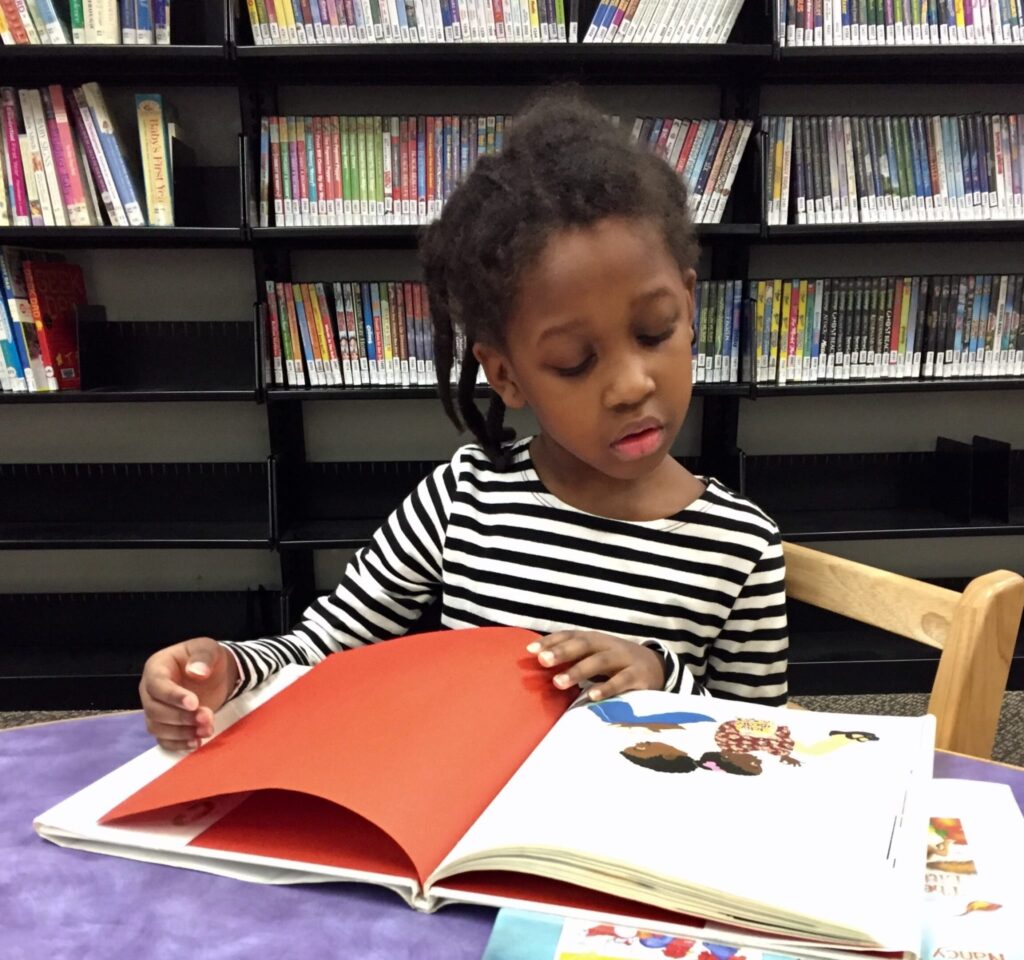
top-left (552, 355), bottom-right (595, 377)
top-left (638, 324), bottom-right (677, 347)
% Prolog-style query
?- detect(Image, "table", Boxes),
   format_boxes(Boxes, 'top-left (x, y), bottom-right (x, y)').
top-left (3, 712), bottom-right (1022, 960)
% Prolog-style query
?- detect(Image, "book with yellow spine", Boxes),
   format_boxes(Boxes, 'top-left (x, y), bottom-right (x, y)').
top-left (135, 94), bottom-right (173, 226)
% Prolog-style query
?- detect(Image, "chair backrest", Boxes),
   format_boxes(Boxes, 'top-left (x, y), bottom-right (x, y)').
top-left (783, 541), bottom-right (1024, 759)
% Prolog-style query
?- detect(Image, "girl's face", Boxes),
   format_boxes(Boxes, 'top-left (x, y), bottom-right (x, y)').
top-left (475, 216), bottom-right (697, 484)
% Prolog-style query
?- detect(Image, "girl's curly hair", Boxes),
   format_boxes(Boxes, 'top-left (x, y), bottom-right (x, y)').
top-left (419, 89), bottom-right (699, 468)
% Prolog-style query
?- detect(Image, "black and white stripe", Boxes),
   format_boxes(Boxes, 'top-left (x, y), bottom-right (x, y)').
top-left (223, 439), bottom-right (788, 705)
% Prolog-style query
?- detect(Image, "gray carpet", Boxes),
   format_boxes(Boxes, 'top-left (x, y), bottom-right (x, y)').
top-left (2, 691), bottom-right (1022, 765)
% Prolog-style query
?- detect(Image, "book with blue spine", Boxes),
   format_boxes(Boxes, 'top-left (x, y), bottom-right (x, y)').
top-left (0, 295), bottom-right (27, 392)
top-left (31, 0), bottom-right (71, 42)
top-left (79, 84), bottom-right (146, 227)
top-left (136, 0), bottom-right (154, 42)
top-left (360, 281), bottom-right (378, 384)
top-left (120, 0), bottom-right (138, 41)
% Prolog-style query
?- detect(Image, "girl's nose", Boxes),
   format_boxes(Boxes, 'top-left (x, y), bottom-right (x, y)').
top-left (603, 353), bottom-right (656, 409)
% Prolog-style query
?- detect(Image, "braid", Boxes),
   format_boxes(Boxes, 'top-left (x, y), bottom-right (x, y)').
top-left (419, 86), bottom-right (699, 468)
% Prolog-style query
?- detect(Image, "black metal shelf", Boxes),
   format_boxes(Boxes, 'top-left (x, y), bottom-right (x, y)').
top-left (765, 221), bottom-right (1024, 243)
top-left (0, 43), bottom-right (235, 83)
top-left (770, 44), bottom-right (1024, 83)
top-left (778, 510), bottom-right (1024, 542)
top-left (235, 41), bottom-right (773, 83)
top-left (0, 523), bottom-right (274, 549)
top-left (264, 382), bottom-right (750, 400)
top-left (0, 388), bottom-right (257, 404)
top-left (0, 226), bottom-right (248, 248)
top-left (752, 377), bottom-right (1024, 397)
top-left (250, 222), bottom-right (761, 248)
top-left (0, 589), bottom-right (282, 709)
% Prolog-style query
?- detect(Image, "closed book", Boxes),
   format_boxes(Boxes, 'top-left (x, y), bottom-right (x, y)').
top-left (80, 83), bottom-right (145, 225)
top-left (22, 260), bottom-right (86, 390)
top-left (135, 94), bottom-right (173, 226)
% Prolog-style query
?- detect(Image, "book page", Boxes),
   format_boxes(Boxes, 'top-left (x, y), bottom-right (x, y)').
top-left (921, 779), bottom-right (1024, 960)
top-left (432, 690), bottom-right (933, 948)
top-left (98, 627), bottom-right (574, 885)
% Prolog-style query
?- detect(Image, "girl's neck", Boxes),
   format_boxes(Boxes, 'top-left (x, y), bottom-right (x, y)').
top-left (529, 434), bottom-right (706, 522)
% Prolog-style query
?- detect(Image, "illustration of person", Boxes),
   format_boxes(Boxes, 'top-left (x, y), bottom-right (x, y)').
top-left (587, 700), bottom-right (715, 732)
top-left (620, 742), bottom-right (762, 776)
top-left (714, 720), bottom-right (878, 767)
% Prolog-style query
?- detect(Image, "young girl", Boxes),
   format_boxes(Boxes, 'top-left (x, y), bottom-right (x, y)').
top-left (140, 91), bottom-right (789, 751)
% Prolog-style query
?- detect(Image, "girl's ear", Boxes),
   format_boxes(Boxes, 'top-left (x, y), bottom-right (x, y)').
top-left (472, 342), bottom-right (527, 410)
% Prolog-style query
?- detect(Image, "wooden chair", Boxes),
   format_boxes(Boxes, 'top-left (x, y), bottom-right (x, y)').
top-left (783, 542), bottom-right (1024, 759)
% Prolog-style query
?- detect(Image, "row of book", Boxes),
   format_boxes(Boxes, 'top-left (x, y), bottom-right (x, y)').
top-left (0, 246), bottom-right (86, 393)
top-left (751, 275), bottom-right (1024, 384)
top-left (0, 84), bottom-right (182, 228)
top-left (265, 280), bottom-right (457, 387)
top-left (264, 278), bottom-right (746, 388)
top-left (0, 0), bottom-right (170, 43)
top-left (257, 114), bottom-right (506, 228)
top-left (692, 279), bottom-right (742, 382)
top-left (583, 0), bottom-right (743, 42)
top-left (628, 116), bottom-right (752, 224)
top-left (244, 0), bottom-right (578, 42)
top-left (777, 0), bottom-right (1024, 45)
top-left (764, 113), bottom-right (1024, 226)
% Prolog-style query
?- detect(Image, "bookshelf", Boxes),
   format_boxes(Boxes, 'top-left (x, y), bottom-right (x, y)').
top-left (1, 0), bottom-right (1022, 708)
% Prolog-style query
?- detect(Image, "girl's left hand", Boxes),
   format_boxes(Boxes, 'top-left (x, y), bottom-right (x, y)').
top-left (527, 631), bottom-right (666, 702)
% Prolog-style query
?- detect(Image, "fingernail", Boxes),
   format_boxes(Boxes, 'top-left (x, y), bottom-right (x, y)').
top-left (553, 673), bottom-right (571, 689)
top-left (187, 662), bottom-right (211, 678)
top-left (539, 651), bottom-right (555, 666)
top-left (588, 688), bottom-right (603, 701)
top-left (526, 642), bottom-right (540, 653)
top-left (187, 740), bottom-right (199, 750)
top-left (182, 694), bottom-right (198, 711)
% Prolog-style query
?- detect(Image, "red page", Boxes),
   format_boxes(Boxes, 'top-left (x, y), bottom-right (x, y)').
top-left (102, 627), bottom-right (574, 884)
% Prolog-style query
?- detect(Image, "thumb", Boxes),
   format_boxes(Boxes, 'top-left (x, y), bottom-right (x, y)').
top-left (183, 637), bottom-right (223, 680)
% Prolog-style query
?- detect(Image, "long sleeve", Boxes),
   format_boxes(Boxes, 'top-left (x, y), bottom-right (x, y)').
top-left (705, 530), bottom-right (789, 705)
top-left (222, 459), bottom-right (456, 696)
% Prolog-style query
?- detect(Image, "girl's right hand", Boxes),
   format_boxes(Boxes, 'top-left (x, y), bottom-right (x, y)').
top-left (139, 637), bottom-right (238, 751)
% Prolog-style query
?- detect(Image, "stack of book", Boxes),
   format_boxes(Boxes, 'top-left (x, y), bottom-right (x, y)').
top-left (627, 116), bottom-right (752, 224)
top-left (584, 0), bottom-right (744, 42)
top-left (777, 0), bottom-right (1024, 45)
top-left (0, 0), bottom-right (171, 44)
top-left (258, 113), bottom-right (506, 228)
top-left (243, 0), bottom-right (576, 43)
top-left (750, 274), bottom-right (1024, 385)
top-left (0, 245), bottom-right (86, 393)
top-left (1, 83), bottom-right (179, 228)
top-left (764, 114), bottom-right (1024, 226)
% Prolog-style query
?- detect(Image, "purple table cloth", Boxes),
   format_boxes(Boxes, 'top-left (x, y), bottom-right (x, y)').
top-left (3, 713), bottom-right (1022, 960)
top-left (1, 712), bottom-right (495, 960)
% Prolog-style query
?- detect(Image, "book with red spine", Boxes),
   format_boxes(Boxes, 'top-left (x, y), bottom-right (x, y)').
top-left (282, 282), bottom-right (309, 387)
top-left (21, 260), bottom-right (85, 392)
top-left (264, 281), bottom-right (284, 386)
top-left (314, 282), bottom-right (342, 385)
top-left (313, 117), bottom-right (326, 227)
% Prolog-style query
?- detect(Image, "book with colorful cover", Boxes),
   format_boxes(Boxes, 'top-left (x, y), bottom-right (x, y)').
top-left (36, 627), bottom-right (935, 960)
top-left (135, 93), bottom-right (173, 226)
top-left (0, 246), bottom-right (64, 392)
top-left (22, 259), bottom-right (86, 390)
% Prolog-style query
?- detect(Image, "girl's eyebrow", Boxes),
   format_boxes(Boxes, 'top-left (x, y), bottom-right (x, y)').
top-left (630, 286), bottom-right (676, 308)
top-left (537, 317), bottom-right (586, 343)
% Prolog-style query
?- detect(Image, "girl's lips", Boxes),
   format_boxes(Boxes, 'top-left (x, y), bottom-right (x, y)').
top-left (610, 425), bottom-right (664, 461)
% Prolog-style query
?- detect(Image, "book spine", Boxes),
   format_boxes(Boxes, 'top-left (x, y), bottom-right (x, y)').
top-left (135, 94), bottom-right (173, 226)
top-left (120, 0), bottom-right (136, 40)
top-left (81, 83), bottom-right (146, 225)
top-left (46, 86), bottom-right (89, 226)
top-left (69, 85), bottom-right (126, 226)
top-left (19, 91), bottom-right (59, 227)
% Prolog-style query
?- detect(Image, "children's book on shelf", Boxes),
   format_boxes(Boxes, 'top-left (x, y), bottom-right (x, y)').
top-left (0, 82), bottom-right (165, 228)
top-left (0, 245), bottom-right (67, 392)
top-left (241, 0), bottom-right (578, 44)
top-left (0, 0), bottom-right (171, 42)
top-left (37, 626), bottom-right (936, 960)
top-left (22, 258), bottom-right (86, 390)
top-left (764, 113), bottom-right (1024, 226)
top-left (747, 274), bottom-right (1024, 385)
top-left (584, 0), bottom-right (744, 43)
top-left (480, 778), bottom-right (1024, 960)
top-left (777, 0), bottom-right (1024, 45)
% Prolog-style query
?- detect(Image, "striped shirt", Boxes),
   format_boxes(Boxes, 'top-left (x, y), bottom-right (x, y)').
top-left (223, 439), bottom-right (789, 705)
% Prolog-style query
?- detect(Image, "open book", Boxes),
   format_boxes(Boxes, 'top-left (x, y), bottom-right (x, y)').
top-left (35, 627), bottom-right (935, 959)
